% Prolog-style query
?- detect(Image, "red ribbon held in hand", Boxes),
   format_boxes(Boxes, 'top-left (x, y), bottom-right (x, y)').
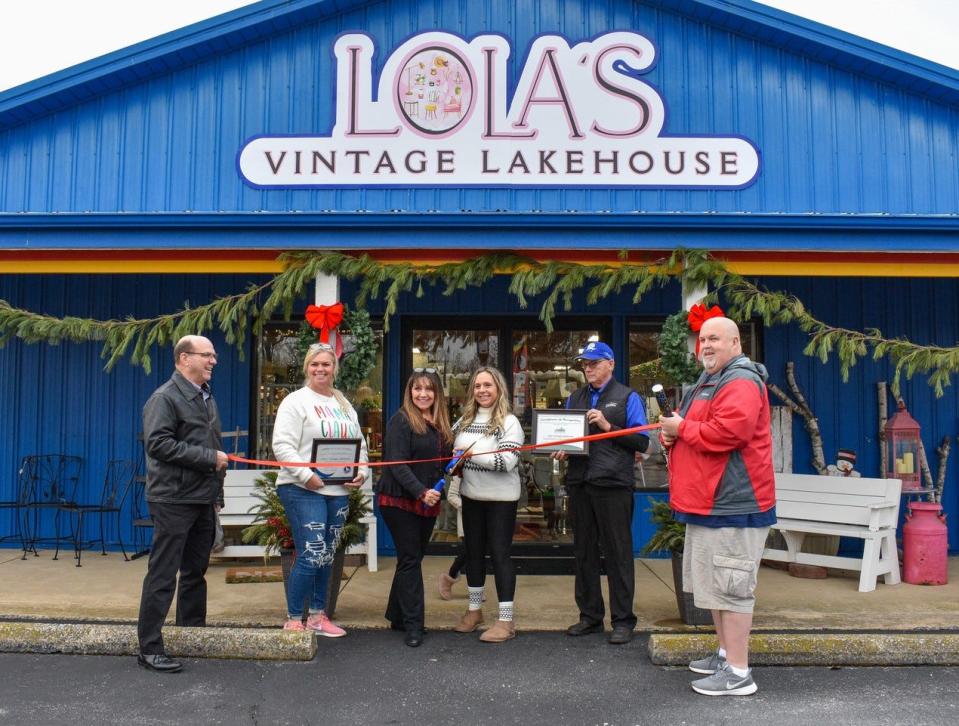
top-left (305, 302), bottom-right (344, 344)
top-left (687, 303), bottom-right (725, 356)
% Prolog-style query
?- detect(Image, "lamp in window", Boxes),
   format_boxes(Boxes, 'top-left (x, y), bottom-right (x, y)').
top-left (885, 401), bottom-right (921, 492)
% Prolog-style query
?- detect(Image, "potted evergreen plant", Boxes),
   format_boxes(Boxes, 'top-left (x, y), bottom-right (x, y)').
top-left (242, 470), bottom-right (372, 618)
top-left (641, 498), bottom-right (712, 626)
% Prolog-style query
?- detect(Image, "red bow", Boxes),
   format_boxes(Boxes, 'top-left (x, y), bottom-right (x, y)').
top-left (687, 303), bottom-right (725, 357)
top-left (305, 302), bottom-right (344, 344)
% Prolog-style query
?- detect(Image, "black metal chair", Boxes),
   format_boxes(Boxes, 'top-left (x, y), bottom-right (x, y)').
top-left (0, 468), bottom-right (33, 552)
top-left (57, 459), bottom-right (136, 566)
top-left (18, 454), bottom-right (82, 559)
top-left (122, 472), bottom-right (153, 561)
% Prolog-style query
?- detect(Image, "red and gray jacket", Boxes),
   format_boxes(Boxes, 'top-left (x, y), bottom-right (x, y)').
top-left (667, 355), bottom-right (776, 516)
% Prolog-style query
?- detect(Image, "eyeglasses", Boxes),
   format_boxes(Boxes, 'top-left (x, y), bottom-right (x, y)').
top-left (184, 351), bottom-right (218, 360)
top-left (413, 367), bottom-right (438, 374)
top-left (580, 359), bottom-right (609, 369)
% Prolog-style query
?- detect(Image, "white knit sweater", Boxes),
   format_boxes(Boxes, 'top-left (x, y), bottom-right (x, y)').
top-left (453, 407), bottom-right (524, 502)
top-left (271, 386), bottom-right (369, 496)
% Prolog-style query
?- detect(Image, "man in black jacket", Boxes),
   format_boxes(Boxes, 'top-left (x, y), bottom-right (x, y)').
top-left (555, 341), bottom-right (648, 644)
top-left (137, 335), bottom-right (228, 673)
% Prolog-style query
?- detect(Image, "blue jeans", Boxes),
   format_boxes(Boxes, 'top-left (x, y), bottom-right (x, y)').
top-left (276, 485), bottom-right (348, 618)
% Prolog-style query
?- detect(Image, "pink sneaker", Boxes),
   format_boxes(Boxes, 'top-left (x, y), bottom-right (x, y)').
top-left (283, 618), bottom-right (306, 631)
top-left (306, 612), bottom-right (347, 638)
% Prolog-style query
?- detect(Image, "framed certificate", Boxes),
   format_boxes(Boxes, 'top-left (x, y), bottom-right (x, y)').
top-left (310, 438), bottom-right (362, 482)
top-left (531, 409), bottom-right (590, 455)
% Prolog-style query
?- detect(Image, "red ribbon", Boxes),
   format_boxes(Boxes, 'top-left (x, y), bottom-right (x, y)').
top-left (228, 422), bottom-right (662, 470)
top-left (305, 302), bottom-right (344, 344)
top-left (687, 303), bottom-right (725, 356)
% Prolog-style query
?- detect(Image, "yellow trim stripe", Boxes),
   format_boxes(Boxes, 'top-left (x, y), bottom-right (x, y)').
top-left (1, 257), bottom-right (958, 277)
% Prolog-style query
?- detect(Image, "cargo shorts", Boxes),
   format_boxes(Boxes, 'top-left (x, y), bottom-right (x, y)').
top-left (682, 524), bottom-right (769, 614)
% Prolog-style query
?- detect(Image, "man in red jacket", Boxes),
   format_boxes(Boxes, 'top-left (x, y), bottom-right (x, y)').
top-left (659, 317), bottom-right (775, 696)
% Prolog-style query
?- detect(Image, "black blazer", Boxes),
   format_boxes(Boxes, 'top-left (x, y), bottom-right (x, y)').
top-left (377, 411), bottom-right (450, 500)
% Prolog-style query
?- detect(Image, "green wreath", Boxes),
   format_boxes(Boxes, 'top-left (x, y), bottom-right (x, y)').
top-left (658, 310), bottom-right (702, 386)
top-left (297, 308), bottom-right (377, 392)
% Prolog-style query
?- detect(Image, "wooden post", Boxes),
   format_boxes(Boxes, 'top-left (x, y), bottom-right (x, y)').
top-left (877, 382), bottom-right (888, 479)
top-left (315, 271), bottom-right (341, 350)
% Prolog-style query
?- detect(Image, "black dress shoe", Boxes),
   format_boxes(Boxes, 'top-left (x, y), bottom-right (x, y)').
top-left (566, 620), bottom-right (604, 636)
top-left (137, 653), bottom-right (183, 673)
top-left (608, 626), bottom-right (634, 645)
top-left (405, 630), bottom-right (424, 648)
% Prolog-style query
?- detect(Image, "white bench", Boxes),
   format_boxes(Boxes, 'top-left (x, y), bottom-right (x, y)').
top-left (211, 469), bottom-right (378, 572)
top-left (763, 473), bottom-right (902, 593)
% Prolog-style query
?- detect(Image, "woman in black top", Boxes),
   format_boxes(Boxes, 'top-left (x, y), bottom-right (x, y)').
top-left (377, 370), bottom-right (453, 646)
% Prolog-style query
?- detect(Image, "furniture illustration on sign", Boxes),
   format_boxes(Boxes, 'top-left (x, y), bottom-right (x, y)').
top-left (763, 473), bottom-right (902, 593)
top-left (443, 98), bottom-right (461, 117)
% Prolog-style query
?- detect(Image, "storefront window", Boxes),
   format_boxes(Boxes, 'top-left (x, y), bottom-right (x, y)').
top-left (254, 322), bottom-right (384, 462)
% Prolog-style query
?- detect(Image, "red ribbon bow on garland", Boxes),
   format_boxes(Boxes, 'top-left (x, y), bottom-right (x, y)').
top-left (687, 303), bottom-right (725, 357)
top-left (305, 302), bottom-right (345, 356)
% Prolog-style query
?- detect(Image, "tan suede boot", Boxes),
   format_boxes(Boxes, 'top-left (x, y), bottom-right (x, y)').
top-left (437, 572), bottom-right (458, 601)
top-left (453, 609), bottom-right (484, 633)
top-left (479, 619), bottom-right (516, 642)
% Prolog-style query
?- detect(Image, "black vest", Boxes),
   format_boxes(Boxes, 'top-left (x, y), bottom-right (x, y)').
top-left (564, 379), bottom-right (645, 489)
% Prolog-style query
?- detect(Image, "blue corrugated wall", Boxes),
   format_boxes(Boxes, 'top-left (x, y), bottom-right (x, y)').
top-left (1, 0), bottom-right (957, 217)
top-left (2, 272), bottom-right (957, 552)
top-left (759, 276), bottom-right (959, 551)
top-left (0, 274), bottom-right (267, 549)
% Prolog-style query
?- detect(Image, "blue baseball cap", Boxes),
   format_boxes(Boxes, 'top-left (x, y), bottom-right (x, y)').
top-left (575, 341), bottom-right (614, 361)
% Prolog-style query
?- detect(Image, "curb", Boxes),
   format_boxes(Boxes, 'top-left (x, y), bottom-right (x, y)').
top-left (649, 632), bottom-right (959, 667)
top-left (0, 622), bottom-right (316, 661)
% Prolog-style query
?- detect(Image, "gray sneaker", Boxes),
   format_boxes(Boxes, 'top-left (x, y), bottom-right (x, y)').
top-left (690, 664), bottom-right (758, 696)
top-left (688, 651), bottom-right (726, 675)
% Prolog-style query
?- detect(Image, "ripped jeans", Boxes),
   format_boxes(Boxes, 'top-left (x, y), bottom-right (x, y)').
top-left (276, 484), bottom-right (349, 618)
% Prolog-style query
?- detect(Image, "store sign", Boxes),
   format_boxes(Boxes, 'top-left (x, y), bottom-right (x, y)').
top-left (238, 31), bottom-right (760, 188)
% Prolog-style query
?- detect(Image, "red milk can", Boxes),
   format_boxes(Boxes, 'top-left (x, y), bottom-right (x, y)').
top-left (902, 501), bottom-right (949, 585)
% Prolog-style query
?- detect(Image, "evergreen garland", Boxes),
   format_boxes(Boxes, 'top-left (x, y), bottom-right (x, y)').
top-left (1, 247), bottom-right (957, 396)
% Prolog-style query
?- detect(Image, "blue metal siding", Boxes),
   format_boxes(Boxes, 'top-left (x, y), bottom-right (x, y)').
top-left (0, 274), bottom-right (265, 548)
top-left (759, 276), bottom-right (959, 551)
top-left (1, 0), bottom-right (957, 218)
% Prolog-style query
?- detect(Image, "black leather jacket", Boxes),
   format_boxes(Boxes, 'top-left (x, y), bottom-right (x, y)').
top-left (142, 371), bottom-right (224, 505)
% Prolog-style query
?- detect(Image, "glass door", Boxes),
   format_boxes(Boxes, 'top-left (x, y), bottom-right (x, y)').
top-left (405, 318), bottom-right (605, 552)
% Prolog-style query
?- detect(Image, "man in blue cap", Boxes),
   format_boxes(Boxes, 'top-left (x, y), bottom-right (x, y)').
top-left (554, 341), bottom-right (649, 644)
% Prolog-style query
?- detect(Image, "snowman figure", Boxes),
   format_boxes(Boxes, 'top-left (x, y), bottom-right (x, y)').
top-left (826, 448), bottom-right (861, 477)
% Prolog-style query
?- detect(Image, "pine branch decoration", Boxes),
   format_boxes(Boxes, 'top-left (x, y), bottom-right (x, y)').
top-left (2, 248), bottom-right (959, 395)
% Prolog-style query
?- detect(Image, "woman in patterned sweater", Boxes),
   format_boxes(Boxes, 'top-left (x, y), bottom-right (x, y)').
top-left (451, 366), bottom-right (524, 643)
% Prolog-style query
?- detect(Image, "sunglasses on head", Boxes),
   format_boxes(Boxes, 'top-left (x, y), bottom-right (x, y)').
top-left (308, 343), bottom-right (335, 352)
top-left (413, 367), bottom-right (438, 374)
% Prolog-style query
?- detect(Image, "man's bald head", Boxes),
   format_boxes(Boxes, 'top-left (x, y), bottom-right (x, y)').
top-left (174, 335), bottom-right (211, 363)
top-left (698, 316), bottom-right (742, 374)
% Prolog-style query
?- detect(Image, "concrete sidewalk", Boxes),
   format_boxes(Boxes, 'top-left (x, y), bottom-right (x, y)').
top-left (1, 549), bottom-right (957, 662)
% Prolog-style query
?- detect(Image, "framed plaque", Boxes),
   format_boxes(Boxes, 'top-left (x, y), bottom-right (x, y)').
top-left (531, 409), bottom-right (590, 455)
top-left (310, 438), bottom-right (362, 482)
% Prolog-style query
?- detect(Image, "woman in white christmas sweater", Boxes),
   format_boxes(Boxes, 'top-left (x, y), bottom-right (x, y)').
top-left (452, 366), bottom-right (524, 643)
top-left (272, 342), bottom-right (368, 636)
